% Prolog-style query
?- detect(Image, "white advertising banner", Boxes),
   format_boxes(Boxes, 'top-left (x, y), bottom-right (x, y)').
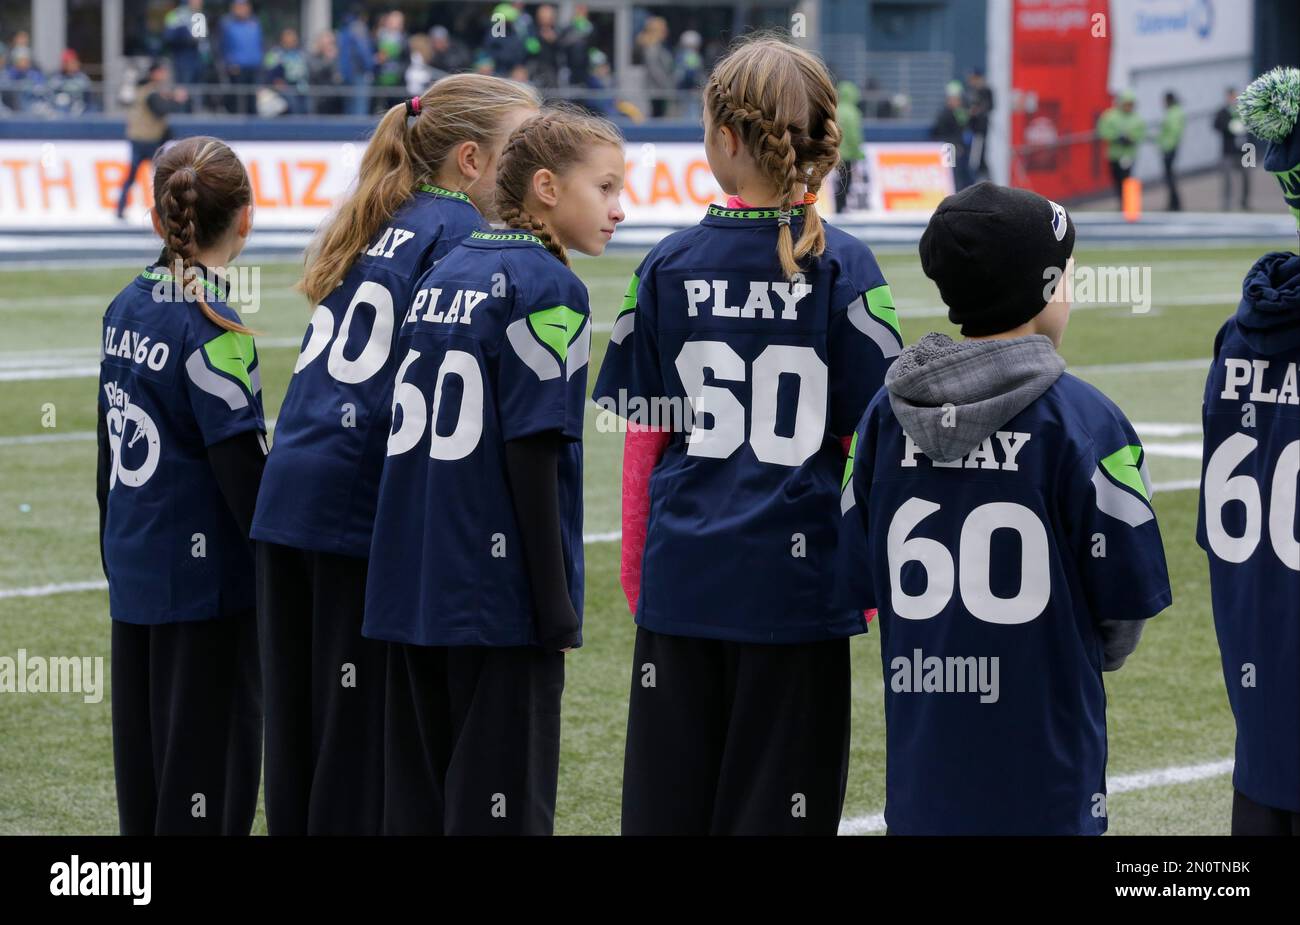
top-left (1108, 0), bottom-right (1254, 85)
top-left (0, 139), bottom-right (948, 229)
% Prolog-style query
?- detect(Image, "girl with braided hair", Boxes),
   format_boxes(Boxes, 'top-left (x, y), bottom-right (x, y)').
top-left (362, 106), bottom-right (625, 834)
top-left (97, 136), bottom-right (266, 834)
top-left (593, 34), bottom-right (901, 835)
top-left (250, 74), bottom-right (539, 835)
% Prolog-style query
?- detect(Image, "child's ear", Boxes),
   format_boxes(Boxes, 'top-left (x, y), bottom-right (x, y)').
top-left (238, 204), bottom-right (253, 238)
top-left (532, 168), bottom-right (559, 208)
top-left (456, 140), bottom-right (482, 184)
top-left (149, 207), bottom-right (164, 239)
top-left (721, 124), bottom-right (741, 158)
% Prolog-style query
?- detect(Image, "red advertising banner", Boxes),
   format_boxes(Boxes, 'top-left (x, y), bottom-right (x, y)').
top-left (1011, 0), bottom-right (1113, 201)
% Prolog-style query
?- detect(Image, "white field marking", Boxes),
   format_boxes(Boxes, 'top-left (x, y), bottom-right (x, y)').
top-left (0, 337), bottom-right (307, 381)
top-left (1143, 442), bottom-right (1205, 460)
top-left (1133, 422), bottom-right (1202, 437)
top-left (1072, 357), bottom-right (1210, 375)
top-left (0, 431), bottom-right (95, 447)
top-left (0, 530), bottom-right (629, 602)
top-left (837, 757), bottom-right (1234, 835)
top-left (900, 293), bottom-right (1239, 319)
top-left (1152, 478), bottom-right (1202, 492)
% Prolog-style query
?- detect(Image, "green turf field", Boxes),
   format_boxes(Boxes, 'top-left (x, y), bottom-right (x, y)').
top-left (0, 240), bottom-right (1292, 835)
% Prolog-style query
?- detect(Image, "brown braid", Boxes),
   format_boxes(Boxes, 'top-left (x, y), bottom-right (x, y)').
top-left (152, 137), bottom-right (253, 334)
top-left (705, 35), bottom-right (845, 279)
top-left (493, 105), bottom-right (624, 268)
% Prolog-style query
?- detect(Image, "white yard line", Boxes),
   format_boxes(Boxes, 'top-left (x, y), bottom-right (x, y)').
top-left (837, 757), bottom-right (1234, 835)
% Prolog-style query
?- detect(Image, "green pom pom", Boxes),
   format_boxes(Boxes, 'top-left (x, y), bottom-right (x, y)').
top-left (1239, 66), bottom-right (1300, 143)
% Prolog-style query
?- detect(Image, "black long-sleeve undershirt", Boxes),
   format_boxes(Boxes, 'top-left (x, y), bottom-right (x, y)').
top-left (504, 432), bottom-right (581, 651)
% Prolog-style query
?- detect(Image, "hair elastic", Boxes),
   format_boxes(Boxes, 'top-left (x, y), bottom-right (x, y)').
top-left (777, 208), bottom-right (792, 227)
top-left (405, 96), bottom-right (422, 117)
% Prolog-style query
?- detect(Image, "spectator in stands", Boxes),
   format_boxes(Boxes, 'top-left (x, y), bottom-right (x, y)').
top-left (163, 1), bottom-right (208, 92)
top-left (1096, 89), bottom-right (1144, 206)
top-left (3, 44), bottom-right (45, 114)
top-left (116, 61), bottom-right (187, 219)
top-left (49, 49), bottom-right (92, 116)
top-left (636, 16), bottom-right (674, 118)
top-left (265, 28), bottom-right (308, 115)
top-left (427, 25), bottom-right (470, 76)
top-left (1215, 87), bottom-right (1250, 211)
top-left (307, 29), bottom-right (344, 114)
top-left (220, 0), bottom-right (263, 114)
top-left (373, 10), bottom-right (407, 108)
top-left (966, 67), bottom-right (993, 181)
top-left (561, 4), bottom-right (594, 89)
top-left (338, 6), bottom-right (375, 116)
top-left (527, 4), bottom-right (564, 88)
top-left (582, 47), bottom-right (616, 117)
top-left (932, 80), bottom-right (971, 190)
top-left (405, 33), bottom-right (435, 94)
top-left (484, 2), bottom-right (528, 76)
top-left (836, 80), bottom-right (863, 213)
top-left (1159, 90), bottom-right (1185, 212)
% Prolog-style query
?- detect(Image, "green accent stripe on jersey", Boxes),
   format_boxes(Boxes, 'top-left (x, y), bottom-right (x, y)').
top-left (470, 230), bottom-right (544, 245)
top-left (621, 272), bottom-right (639, 311)
top-left (140, 268), bottom-right (223, 300)
top-left (1100, 444), bottom-right (1150, 501)
top-left (417, 184), bottom-right (472, 202)
top-left (202, 330), bottom-right (257, 394)
top-left (865, 284), bottom-right (901, 340)
top-left (527, 305), bottom-right (585, 361)
top-left (706, 204), bottom-right (807, 219)
top-left (841, 431), bottom-right (859, 490)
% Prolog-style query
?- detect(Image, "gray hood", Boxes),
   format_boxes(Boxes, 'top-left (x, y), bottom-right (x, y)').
top-left (885, 332), bottom-right (1066, 463)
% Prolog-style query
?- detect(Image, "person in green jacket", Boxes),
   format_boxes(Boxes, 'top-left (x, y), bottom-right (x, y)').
top-left (1096, 89), bottom-right (1145, 204)
top-left (1159, 91), bottom-right (1186, 211)
top-left (835, 79), bottom-right (864, 212)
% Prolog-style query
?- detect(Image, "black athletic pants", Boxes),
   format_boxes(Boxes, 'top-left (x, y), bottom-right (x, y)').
top-left (621, 626), bottom-right (851, 836)
top-left (383, 643), bottom-right (565, 835)
top-left (111, 610), bottom-right (261, 835)
top-left (256, 541), bottom-right (388, 835)
top-left (1232, 789), bottom-right (1300, 835)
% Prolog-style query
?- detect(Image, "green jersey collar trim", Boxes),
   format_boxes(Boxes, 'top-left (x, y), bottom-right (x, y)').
top-left (705, 203), bottom-right (808, 221)
top-left (469, 229), bottom-right (544, 246)
top-left (417, 183), bottom-right (473, 203)
top-left (140, 267), bottom-right (224, 300)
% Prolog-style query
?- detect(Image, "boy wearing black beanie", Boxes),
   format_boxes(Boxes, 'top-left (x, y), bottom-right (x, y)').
top-left (1199, 67), bottom-right (1300, 837)
top-left (836, 181), bottom-right (1172, 835)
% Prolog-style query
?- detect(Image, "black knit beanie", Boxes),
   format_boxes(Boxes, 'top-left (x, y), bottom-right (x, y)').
top-left (919, 181), bottom-right (1076, 336)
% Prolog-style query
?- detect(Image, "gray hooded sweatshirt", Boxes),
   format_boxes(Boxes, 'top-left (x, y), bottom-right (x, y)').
top-left (884, 331), bottom-right (1145, 670)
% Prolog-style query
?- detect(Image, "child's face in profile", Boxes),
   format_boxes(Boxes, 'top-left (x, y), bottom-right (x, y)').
top-left (703, 104), bottom-right (741, 196)
top-left (545, 142), bottom-right (626, 256)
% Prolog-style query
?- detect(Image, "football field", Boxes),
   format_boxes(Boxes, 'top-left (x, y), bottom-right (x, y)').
top-left (0, 239), bottom-right (1291, 835)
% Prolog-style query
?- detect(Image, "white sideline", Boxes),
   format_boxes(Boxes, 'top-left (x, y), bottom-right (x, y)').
top-left (837, 757), bottom-right (1235, 835)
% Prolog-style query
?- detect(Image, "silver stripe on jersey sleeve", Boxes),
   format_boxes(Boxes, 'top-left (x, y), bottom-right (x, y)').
top-left (505, 317), bottom-right (562, 381)
top-left (566, 317), bottom-right (591, 381)
top-left (185, 348), bottom-right (250, 411)
top-left (1090, 465), bottom-right (1154, 527)
top-left (610, 309), bottom-right (635, 345)
top-left (846, 294), bottom-right (902, 359)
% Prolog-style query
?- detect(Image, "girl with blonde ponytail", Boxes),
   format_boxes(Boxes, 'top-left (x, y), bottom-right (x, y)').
top-left (98, 135), bottom-right (266, 834)
top-left (250, 73), bottom-right (540, 835)
top-left (593, 34), bottom-right (903, 835)
top-left (361, 106), bottom-right (625, 834)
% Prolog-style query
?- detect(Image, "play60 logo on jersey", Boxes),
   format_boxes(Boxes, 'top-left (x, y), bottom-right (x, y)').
top-left (102, 380), bottom-right (160, 489)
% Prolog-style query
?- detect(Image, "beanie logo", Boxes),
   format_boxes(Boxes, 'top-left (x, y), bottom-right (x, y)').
top-left (1048, 199), bottom-right (1068, 242)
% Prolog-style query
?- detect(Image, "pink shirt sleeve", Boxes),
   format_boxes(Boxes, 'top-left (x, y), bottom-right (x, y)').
top-left (621, 423), bottom-right (671, 614)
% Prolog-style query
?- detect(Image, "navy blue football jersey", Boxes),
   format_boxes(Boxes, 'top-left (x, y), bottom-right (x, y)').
top-left (99, 266), bottom-right (266, 624)
top-left (362, 230), bottom-right (590, 646)
top-left (252, 186), bottom-right (486, 557)
top-left (1197, 283), bottom-right (1300, 814)
top-left (838, 374), bottom-right (1172, 834)
top-left (592, 204), bottom-right (900, 643)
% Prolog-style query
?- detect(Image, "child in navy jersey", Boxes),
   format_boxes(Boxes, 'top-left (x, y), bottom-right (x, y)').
top-left (837, 182), bottom-right (1172, 834)
top-left (364, 107), bottom-right (625, 835)
top-left (594, 36), bottom-right (900, 835)
top-left (250, 74), bottom-right (539, 834)
top-left (1200, 67), bottom-right (1300, 836)
top-left (98, 136), bottom-right (266, 834)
